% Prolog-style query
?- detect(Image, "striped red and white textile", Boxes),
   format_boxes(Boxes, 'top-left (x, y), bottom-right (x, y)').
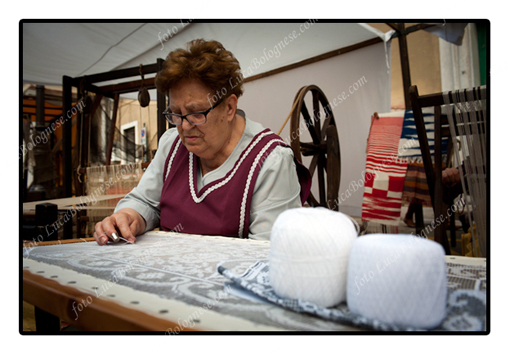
top-left (361, 112), bottom-right (407, 226)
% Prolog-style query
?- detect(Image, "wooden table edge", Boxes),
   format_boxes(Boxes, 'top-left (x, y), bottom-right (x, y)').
top-left (23, 237), bottom-right (96, 248)
top-left (23, 268), bottom-right (197, 332)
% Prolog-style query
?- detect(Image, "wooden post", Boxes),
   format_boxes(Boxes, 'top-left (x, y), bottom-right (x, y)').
top-left (62, 76), bottom-right (73, 198)
top-left (157, 58), bottom-right (167, 143)
top-left (397, 23), bottom-right (412, 110)
top-left (62, 76), bottom-right (74, 239)
top-left (106, 94), bottom-right (119, 165)
top-left (326, 125), bottom-right (340, 211)
top-left (409, 85), bottom-right (436, 198)
top-left (434, 106), bottom-right (451, 254)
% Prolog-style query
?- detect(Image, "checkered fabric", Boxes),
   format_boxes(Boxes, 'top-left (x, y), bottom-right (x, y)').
top-left (361, 113), bottom-right (408, 226)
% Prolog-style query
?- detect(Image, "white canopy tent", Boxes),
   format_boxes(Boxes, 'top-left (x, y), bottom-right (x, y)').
top-left (23, 22), bottom-right (389, 87)
top-left (22, 21), bottom-right (395, 217)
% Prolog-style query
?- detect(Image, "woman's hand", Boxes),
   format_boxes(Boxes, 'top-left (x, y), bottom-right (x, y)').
top-left (94, 208), bottom-right (146, 245)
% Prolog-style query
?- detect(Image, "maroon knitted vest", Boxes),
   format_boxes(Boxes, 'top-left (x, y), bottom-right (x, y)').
top-left (159, 129), bottom-right (310, 238)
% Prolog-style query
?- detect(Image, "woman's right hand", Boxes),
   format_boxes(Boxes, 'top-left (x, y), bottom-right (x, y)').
top-left (94, 208), bottom-right (146, 245)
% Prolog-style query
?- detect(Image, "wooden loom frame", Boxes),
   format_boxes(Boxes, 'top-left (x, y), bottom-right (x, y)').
top-left (58, 61), bottom-right (168, 239)
top-left (61, 60), bottom-right (169, 195)
top-left (409, 85), bottom-right (487, 255)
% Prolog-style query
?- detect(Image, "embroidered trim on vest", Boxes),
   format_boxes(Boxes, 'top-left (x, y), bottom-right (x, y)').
top-left (188, 130), bottom-right (273, 204)
top-left (238, 138), bottom-right (286, 238)
top-left (164, 139), bottom-right (182, 181)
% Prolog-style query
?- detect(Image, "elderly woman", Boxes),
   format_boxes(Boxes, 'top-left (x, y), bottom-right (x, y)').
top-left (94, 39), bottom-right (310, 245)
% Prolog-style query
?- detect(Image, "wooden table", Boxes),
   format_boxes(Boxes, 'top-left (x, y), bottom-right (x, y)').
top-left (22, 231), bottom-right (486, 333)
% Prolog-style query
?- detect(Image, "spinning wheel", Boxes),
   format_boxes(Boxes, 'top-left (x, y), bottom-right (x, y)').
top-left (289, 85), bottom-right (341, 209)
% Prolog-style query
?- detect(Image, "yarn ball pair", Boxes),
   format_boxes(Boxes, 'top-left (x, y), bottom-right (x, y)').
top-left (269, 208), bottom-right (447, 329)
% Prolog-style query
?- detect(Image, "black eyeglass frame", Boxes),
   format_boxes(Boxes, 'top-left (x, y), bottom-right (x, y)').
top-left (163, 99), bottom-right (223, 126)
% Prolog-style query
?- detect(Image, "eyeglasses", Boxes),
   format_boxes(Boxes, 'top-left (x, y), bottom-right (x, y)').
top-left (163, 99), bottom-right (222, 126)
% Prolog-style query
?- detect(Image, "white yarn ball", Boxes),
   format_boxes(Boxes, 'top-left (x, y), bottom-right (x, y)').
top-left (269, 207), bottom-right (358, 307)
top-left (346, 234), bottom-right (447, 329)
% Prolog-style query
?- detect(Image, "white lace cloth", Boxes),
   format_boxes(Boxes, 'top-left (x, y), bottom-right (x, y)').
top-left (23, 231), bottom-right (486, 331)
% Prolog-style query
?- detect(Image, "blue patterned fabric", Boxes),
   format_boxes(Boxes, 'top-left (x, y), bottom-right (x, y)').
top-left (218, 261), bottom-right (486, 332)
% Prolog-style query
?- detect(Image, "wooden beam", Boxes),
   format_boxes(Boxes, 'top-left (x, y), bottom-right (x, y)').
top-left (386, 23), bottom-right (400, 32)
top-left (98, 77), bottom-right (156, 95)
top-left (79, 82), bottom-right (116, 99)
top-left (72, 63), bottom-right (159, 85)
top-left (244, 37), bottom-right (383, 84)
top-left (405, 23), bottom-right (435, 35)
top-left (387, 23), bottom-right (436, 36)
top-left (417, 85), bottom-right (486, 108)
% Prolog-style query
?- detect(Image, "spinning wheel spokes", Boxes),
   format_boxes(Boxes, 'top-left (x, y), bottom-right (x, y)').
top-left (289, 85), bottom-right (340, 209)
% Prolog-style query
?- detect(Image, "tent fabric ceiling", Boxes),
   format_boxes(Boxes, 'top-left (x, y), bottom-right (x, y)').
top-left (22, 22), bottom-right (388, 95)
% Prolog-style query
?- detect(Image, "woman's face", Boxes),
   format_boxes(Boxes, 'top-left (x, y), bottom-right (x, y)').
top-left (168, 79), bottom-right (236, 162)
